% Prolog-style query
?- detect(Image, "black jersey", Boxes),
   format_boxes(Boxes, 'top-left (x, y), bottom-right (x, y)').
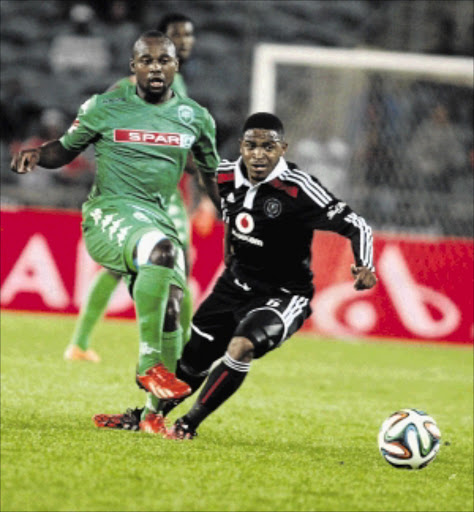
top-left (218, 157), bottom-right (374, 298)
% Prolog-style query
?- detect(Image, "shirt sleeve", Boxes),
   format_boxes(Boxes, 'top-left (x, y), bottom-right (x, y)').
top-left (191, 109), bottom-right (220, 174)
top-left (59, 95), bottom-right (102, 152)
top-left (300, 175), bottom-right (375, 271)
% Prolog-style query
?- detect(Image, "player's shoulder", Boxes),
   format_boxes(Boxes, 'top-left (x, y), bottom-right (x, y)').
top-left (217, 159), bottom-right (237, 183)
top-left (278, 162), bottom-right (334, 206)
top-left (78, 87), bottom-right (128, 116)
top-left (217, 159), bottom-right (237, 188)
top-left (95, 86), bottom-right (130, 106)
top-left (175, 95), bottom-right (214, 122)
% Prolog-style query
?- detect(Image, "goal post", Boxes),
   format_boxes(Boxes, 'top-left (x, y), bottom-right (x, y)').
top-left (251, 44), bottom-right (474, 113)
top-left (250, 44), bottom-right (473, 237)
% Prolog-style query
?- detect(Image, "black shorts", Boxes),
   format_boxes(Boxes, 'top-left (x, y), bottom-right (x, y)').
top-left (182, 268), bottom-right (311, 373)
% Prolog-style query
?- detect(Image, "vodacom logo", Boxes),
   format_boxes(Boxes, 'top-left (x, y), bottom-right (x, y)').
top-left (311, 245), bottom-right (462, 339)
top-left (235, 212), bottom-right (255, 234)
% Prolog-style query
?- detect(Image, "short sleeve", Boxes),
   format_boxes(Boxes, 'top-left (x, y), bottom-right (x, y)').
top-left (59, 95), bottom-right (102, 152)
top-left (191, 109), bottom-right (220, 174)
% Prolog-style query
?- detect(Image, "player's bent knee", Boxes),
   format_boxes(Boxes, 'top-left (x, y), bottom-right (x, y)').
top-left (234, 309), bottom-right (285, 358)
top-left (227, 336), bottom-right (254, 362)
top-left (149, 239), bottom-right (176, 268)
top-left (135, 230), bottom-right (176, 268)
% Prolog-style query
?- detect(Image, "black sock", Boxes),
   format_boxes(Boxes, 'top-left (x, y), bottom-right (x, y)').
top-left (160, 359), bottom-right (209, 417)
top-left (183, 353), bottom-right (251, 429)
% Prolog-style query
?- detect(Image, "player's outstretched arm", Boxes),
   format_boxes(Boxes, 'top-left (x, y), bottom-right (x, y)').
top-left (11, 140), bottom-right (79, 174)
top-left (198, 171), bottom-right (220, 212)
top-left (351, 264), bottom-right (377, 291)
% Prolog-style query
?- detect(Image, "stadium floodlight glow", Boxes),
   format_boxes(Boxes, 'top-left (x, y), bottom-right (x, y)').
top-left (250, 43), bottom-right (474, 113)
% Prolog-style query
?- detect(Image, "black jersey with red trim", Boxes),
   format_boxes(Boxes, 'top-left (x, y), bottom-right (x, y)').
top-left (218, 157), bottom-right (374, 298)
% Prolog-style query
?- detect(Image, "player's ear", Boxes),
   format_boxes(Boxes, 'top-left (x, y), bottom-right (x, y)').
top-left (130, 58), bottom-right (135, 74)
top-left (280, 141), bottom-right (288, 154)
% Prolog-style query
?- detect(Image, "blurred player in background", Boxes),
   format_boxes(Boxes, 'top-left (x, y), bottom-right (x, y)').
top-left (11, 31), bottom-right (220, 432)
top-left (64, 14), bottom-right (198, 363)
top-left (94, 113), bottom-right (376, 437)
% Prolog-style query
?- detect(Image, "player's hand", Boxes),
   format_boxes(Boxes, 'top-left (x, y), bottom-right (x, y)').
top-left (351, 264), bottom-right (377, 290)
top-left (10, 148), bottom-right (41, 174)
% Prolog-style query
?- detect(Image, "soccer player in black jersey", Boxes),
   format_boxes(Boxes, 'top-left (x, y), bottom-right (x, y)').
top-left (95, 112), bottom-right (376, 437)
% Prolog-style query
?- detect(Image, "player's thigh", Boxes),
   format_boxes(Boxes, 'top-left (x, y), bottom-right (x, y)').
top-left (181, 289), bottom-right (238, 373)
top-left (82, 199), bottom-right (183, 278)
top-left (235, 295), bottom-right (311, 358)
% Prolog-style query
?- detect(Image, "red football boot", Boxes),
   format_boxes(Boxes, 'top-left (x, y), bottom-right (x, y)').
top-left (139, 413), bottom-right (168, 435)
top-left (136, 363), bottom-right (191, 399)
top-left (93, 408), bottom-right (143, 431)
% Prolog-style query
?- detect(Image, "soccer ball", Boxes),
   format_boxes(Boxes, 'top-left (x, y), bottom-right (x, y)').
top-left (378, 408), bottom-right (441, 469)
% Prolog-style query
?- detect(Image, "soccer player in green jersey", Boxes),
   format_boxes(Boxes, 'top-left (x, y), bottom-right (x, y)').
top-left (65, 14), bottom-right (197, 363)
top-left (11, 31), bottom-right (221, 432)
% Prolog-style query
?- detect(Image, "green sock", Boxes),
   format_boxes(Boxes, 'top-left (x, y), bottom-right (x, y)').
top-left (180, 285), bottom-right (193, 344)
top-left (134, 265), bottom-right (174, 375)
top-left (71, 270), bottom-right (120, 350)
top-left (142, 328), bottom-right (183, 419)
top-left (162, 328), bottom-right (184, 372)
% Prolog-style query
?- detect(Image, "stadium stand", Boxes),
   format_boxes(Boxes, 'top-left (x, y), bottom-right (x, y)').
top-left (1, 0), bottom-right (473, 238)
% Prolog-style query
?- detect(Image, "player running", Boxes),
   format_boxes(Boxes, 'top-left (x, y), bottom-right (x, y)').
top-left (11, 31), bottom-right (220, 432)
top-left (92, 112), bottom-right (376, 438)
top-left (64, 14), bottom-right (197, 363)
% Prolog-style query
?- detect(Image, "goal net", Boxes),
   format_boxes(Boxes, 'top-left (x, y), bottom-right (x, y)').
top-left (250, 44), bottom-right (473, 237)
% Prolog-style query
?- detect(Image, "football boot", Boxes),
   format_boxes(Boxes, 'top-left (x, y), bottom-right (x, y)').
top-left (136, 363), bottom-right (191, 399)
top-left (93, 407), bottom-right (143, 431)
top-left (139, 412), bottom-right (168, 435)
top-left (64, 345), bottom-right (101, 363)
top-left (167, 417), bottom-right (198, 440)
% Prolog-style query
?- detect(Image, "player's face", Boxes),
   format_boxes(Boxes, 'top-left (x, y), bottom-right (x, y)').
top-left (240, 129), bottom-right (288, 184)
top-left (166, 21), bottom-right (195, 63)
top-left (131, 38), bottom-right (178, 102)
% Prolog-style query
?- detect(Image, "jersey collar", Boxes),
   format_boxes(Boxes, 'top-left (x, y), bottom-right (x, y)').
top-left (130, 87), bottom-right (179, 108)
top-left (235, 157), bottom-right (289, 209)
top-left (234, 156), bottom-right (288, 189)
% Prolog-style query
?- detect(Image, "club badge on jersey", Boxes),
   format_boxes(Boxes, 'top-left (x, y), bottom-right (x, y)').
top-left (263, 198), bottom-right (282, 218)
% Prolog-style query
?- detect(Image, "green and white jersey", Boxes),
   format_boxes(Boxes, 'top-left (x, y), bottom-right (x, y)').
top-left (60, 86), bottom-right (219, 210)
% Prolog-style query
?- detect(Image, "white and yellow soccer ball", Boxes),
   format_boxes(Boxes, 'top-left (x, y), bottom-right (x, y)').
top-left (378, 408), bottom-right (441, 469)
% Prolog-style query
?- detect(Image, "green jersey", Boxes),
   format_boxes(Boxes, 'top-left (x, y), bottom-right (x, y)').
top-left (60, 85), bottom-right (219, 209)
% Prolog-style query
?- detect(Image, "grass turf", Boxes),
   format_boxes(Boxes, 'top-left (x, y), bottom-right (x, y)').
top-left (1, 310), bottom-right (473, 512)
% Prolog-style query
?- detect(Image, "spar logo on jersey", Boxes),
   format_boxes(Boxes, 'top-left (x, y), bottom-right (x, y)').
top-left (235, 212), bottom-right (254, 234)
top-left (114, 129), bottom-right (195, 148)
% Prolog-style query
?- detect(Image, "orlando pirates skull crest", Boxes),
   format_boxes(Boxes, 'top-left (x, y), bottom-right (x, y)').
top-left (264, 198), bottom-right (282, 218)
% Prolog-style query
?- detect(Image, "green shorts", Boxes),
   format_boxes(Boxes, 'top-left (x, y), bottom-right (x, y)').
top-left (82, 196), bottom-right (186, 289)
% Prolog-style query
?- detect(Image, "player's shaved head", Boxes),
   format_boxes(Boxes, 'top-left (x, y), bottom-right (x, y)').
top-left (243, 112), bottom-right (285, 139)
top-left (133, 30), bottom-right (176, 58)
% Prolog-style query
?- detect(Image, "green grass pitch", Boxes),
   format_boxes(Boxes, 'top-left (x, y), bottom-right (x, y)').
top-left (1, 310), bottom-right (473, 512)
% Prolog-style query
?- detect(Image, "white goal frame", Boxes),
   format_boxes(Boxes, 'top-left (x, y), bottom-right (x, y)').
top-left (250, 43), bottom-right (474, 113)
